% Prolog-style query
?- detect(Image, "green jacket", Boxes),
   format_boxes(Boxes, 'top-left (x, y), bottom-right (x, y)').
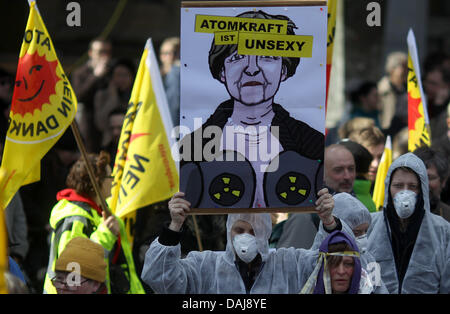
top-left (353, 179), bottom-right (377, 213)
top-left (43, 196), bottom-right (144, 294)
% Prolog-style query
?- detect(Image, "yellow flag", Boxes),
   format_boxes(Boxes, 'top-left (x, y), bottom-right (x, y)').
top-left (110, 39), bottom-right (179, 241)
top-left (372, 136), bottom-right (392, 211)
top-left (407, 29), bottom-right (431, 152)
top-left (0, 169), bottom-right (8, 294)
top-left (0, 1), bottom-right (77, 209)
top-left (326, 0), bottom-right (337, 66)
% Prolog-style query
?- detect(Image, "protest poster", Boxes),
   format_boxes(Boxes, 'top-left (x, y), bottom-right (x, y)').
top-left (179, 1), bottom-right (327, 213)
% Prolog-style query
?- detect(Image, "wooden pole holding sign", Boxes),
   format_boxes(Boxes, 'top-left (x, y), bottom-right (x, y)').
top-left (70, 121), bottom-right (112, 218)
top-left (191, 215), bottom-right (204, 251)
top-left (0, 169), bottom-right (9, 294)
top-left (181, 0), bottom-right (327, 215)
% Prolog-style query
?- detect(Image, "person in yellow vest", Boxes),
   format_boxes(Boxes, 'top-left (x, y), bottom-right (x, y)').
top-left (43, 151), bottom-right (145, 294)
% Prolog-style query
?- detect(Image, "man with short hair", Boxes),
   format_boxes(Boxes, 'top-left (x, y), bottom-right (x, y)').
top-left (432, 103), bottom-right (450, 205)
top-left (377, 51), bottom-right (408, 132)
top-left (423, 66), bottom-right (450, 123)
top-left (425, 66), bottom-right (450, 141)
top-left (52, 237), bottom-right (107, 294)
top-left (72, 38), bottom-right (113, 101)
top-left (324, 144), bottom-right (356, 194)
top-left (71, 38), bottom-right (113, 152)
top-left (413, 146), bottom-right (450, 222)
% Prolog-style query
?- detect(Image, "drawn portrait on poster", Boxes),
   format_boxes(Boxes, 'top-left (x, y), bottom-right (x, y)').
top-left (177, 3), bottom-right (327, 212)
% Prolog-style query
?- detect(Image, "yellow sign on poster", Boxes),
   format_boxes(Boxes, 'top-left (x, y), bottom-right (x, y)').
top-left (195, 14), bottom-right (288, 34)
top-left (238, 33), bottom-right (313, 58)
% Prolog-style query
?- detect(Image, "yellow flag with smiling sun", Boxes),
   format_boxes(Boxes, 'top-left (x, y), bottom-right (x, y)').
top-left (0, 1), bottom-right (77, 209)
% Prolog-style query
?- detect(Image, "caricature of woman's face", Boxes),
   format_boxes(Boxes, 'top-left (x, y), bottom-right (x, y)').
top-left (220, 52), bottom-right (287, 106)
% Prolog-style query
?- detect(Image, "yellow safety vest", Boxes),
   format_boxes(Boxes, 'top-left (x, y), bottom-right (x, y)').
top-left (43, 199), bottom-right (145, 294)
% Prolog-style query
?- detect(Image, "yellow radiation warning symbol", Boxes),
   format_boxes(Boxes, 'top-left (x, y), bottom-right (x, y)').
top-left (276, 172), bottom-right (311, 205)
top-left (209, 173), bottom-right (245, 206)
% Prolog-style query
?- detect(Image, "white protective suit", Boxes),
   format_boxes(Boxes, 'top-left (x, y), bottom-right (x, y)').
top-left (330, 192), bottom-right (389, 293)
top-left (141, 213), bottom-right (353, 294)
top-left (331, 192), bottom-right (374, 267)
top-left (367, 153), bottom-right (450, 294)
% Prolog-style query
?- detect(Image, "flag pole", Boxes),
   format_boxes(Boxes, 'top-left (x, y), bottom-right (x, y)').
top-left (0, 169), bottom-right (9, 294)
top-left (191, 215), bottom-right (203, 251)
top-left (70, 121), bottom-right (112, 217)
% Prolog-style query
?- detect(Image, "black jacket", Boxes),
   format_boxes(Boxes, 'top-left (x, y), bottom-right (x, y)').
top-left (179, 99), bottom-right (324, 164)
top-left (385, 192), bottom-right (425, 291)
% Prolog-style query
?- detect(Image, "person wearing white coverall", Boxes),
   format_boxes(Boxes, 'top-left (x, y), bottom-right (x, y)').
top-left (325, 192), bottom-right (389, 293)
top-left (367, 153), bottom-right (450, 294)
top-left (141, 188), bottom-right (354, 294)
top-left (328, 193), bottom-right (375, 267)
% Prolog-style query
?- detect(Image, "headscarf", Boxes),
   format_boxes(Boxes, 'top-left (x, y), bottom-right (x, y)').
top-left (301, 230), bottom-right (361, 294)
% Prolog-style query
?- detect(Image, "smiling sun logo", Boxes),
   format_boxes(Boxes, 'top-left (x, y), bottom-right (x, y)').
top-left (12, 51), bottom-right (60, 117)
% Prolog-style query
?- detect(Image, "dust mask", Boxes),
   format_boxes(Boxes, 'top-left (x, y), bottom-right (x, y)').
top-left (355, 234), bottom-right (368, 254)
top-left (232, 233), bottom-right (258, 263)
top-left (393, 190), bottom-right (417, 219)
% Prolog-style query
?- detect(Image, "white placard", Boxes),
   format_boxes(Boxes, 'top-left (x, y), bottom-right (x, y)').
top-left (179, 4), bottom-right (327, 211)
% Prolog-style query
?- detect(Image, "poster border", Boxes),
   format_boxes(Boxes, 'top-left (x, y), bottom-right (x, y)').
top-left (181, 2), bottom-right (326, 215)
top-left (189, 206), bottom-right (318, 215)
top-left (182, 1), bottom-right (327, 8)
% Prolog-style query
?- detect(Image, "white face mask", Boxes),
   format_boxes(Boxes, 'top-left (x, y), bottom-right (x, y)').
top-left (232, 233), bottom-right (258, 263)
top-left (393, 190), bottom-right (417, 219)
top-left (355, 234), bottom-right (368, 254)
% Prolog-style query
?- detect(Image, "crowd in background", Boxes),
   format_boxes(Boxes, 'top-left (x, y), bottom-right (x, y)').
top-left (0, 35), bottom-right (449, 294)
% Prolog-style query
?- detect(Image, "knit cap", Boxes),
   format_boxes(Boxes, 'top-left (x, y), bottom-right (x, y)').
top-left (55, 237), bottom-right (107, 283)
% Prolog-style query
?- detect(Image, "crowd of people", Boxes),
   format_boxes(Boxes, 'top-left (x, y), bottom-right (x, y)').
top-left (0, 35), bottom-right (449, 294)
